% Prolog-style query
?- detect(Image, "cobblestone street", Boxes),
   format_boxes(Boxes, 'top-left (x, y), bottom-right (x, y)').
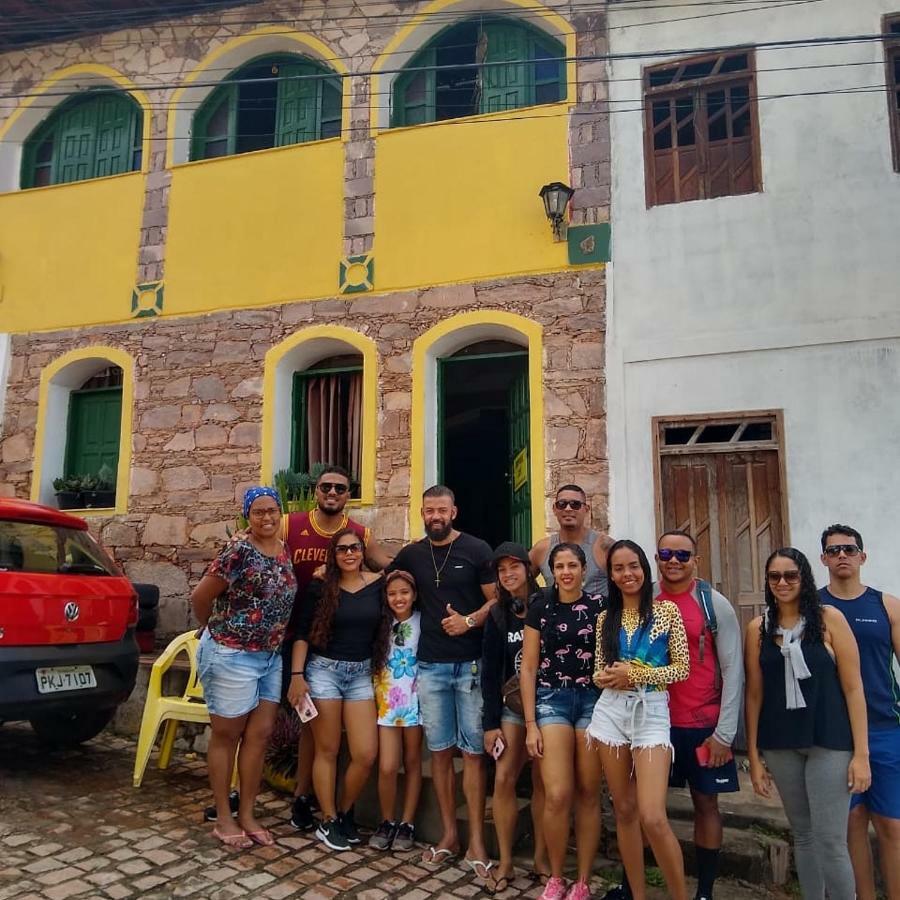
top-left (0, 724), bottom-right (781, 900)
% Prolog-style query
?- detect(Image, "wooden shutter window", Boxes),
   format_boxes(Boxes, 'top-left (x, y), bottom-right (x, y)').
top-left (481, 23), bottom-right (529, 114)
top-left (65, 388), bottom-right (123, 479)
top-left (644, 51), bottom-right (761, 207)
top-left (886, 15), bottom-right (900, 172)
top-left (22, 92), bottom-right (141, 189)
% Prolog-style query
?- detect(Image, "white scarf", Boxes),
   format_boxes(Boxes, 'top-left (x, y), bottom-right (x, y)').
top-left (767, 612), bottom-right (811, 710)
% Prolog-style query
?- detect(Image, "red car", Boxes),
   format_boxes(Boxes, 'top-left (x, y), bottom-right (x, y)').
top-left (0, 498), bottom-right (139, 745)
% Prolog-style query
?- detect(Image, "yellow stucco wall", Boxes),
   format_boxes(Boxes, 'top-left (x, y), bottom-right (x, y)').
top-left (0, 173), bottom-right (145, 332)
top-left (376, 104), bottom-right (570, 290)
top-left (164, 140), bottom-right (344, 316)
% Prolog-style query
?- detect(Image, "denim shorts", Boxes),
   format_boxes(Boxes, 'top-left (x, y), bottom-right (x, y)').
top-left (196, 631), bottom-right (282, 719)
top-left (306, 655), bottom-right (374, 702)
top-left (535, 686), bottom-right (600, 730)
top-left (417, 660), bottom-right (484, 755)
top-left (586, 688), bottom-right (672, 750)
top-left (501, 708), bottom-right (526, 727)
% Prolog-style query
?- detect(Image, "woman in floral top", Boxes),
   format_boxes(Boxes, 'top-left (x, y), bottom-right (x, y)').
top-left (368, 570), bottom-right (423, 852)
top-left (192, 486), bottom-right (296, 850)
top-left (586, 539), bottom-right (689, 900)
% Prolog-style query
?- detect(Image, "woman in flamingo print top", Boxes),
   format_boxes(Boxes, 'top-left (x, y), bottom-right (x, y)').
top-left (520, 542), bottom-right (605, 900)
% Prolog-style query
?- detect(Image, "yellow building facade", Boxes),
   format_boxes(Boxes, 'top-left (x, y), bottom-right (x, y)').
top-left (0, 0), bottom-right (610, 634)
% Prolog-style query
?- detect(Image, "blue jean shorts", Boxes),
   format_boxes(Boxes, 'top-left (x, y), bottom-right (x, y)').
top-left (850, 727), bottom-right (900, 819)
top-left (306, 655), bottom-right (374, 702)
top-left (417, 660), bottom-right (484, 755)
top-left (535, 686), bottom-right (600, 730)
top-left (196, 631), bottom-right (282, 719)
top-left (502, 708), bottom-right (526, 727)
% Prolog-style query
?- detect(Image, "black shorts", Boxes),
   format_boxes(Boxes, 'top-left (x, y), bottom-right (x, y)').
top-left (669, 726), bottom-right (740, 795)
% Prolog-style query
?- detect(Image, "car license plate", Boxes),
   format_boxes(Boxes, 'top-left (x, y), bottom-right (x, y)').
top-left (35, 666), bottom-right (97, 694)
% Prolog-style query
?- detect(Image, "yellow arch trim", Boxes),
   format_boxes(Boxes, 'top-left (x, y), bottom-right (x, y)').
top-left (31, 346), bottom-right (135, 515)
top-left (370, 0), bottom-right (576, 134)
top-left (167, 27), bottom-right (352, 166)
top-left (0, 63), bottom-right (152, 173)
top-left (409, 310), bottom-right (546, 542)
top-left (261, 325), bottom-right (377, 506)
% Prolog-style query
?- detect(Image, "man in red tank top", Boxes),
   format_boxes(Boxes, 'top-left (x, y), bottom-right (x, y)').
top-left (282, 465), bottom-right (394, 832)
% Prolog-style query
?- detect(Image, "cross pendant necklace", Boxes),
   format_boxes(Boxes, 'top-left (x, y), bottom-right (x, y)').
top-left (429, 538), bottom-right (455, 587)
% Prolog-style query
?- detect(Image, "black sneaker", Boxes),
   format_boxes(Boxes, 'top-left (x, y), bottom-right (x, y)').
top-left (393, 821), bottom-right (415, 851)
top-left (315, 817), bottom-right (351, 851)
top-left (367, 819), bottom-right (397, 850)
top-left (289, 794), bottom-right (316, 831)
top-left (203, 789), bottom-right (239, 823)
top-left (337, 809), bottom-right (361, 844)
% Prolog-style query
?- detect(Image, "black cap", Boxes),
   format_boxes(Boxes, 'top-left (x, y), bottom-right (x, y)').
top-left (491, 542), bottom-right (530, 568)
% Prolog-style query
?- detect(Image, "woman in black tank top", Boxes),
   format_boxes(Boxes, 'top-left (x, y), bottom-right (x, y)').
top-left (744, 548), bottom-right (870, 899)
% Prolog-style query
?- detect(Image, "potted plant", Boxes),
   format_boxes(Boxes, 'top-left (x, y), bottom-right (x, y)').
top-left (82, 464), bottom-right (116, 509)
top-left (53, 475), bottom-right (83, 510)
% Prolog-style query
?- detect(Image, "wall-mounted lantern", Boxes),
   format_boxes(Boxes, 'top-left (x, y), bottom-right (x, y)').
top-left (539, 181), bottom-right (574, 241)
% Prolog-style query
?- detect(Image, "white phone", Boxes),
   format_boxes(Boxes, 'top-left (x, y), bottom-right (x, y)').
top-left (295, 694), bottom-right (318, 723)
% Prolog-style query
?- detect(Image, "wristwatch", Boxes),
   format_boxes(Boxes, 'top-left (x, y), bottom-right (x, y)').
top-left (464, 615), bottom-right (477, 628)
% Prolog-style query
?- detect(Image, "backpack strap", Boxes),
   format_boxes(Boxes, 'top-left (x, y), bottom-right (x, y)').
top-left (696, 579), bottom-right (721, 690)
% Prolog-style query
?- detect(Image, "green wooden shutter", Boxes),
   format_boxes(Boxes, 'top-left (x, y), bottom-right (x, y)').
top-left (276, 64), bottom-right (319, 146)
top-left (56, 101), bottom-right (98, 184)
top-left (93, 94), bottom-right (137, 178)
top-left (65, 389), bottom-right (122, 478)
top-left (393, 48), bottom-right (436, 126)
top-left (507, 364), bottom-right (531, 547)
top-left (191, 85), bottom-right (236, 160)
top-left (480, 24), bottom-right (530, 114)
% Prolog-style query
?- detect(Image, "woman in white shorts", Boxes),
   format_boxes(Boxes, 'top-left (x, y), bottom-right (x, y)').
top-left (586, 539), bottom-right (690, 900)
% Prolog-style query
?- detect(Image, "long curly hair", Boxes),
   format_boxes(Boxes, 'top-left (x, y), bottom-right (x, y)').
top-left (761, 547), bottom-right (824, 645)
top-left (600, 539), bottom-right (654, 666)
top-left (307, 528), bottom-right (391, 671)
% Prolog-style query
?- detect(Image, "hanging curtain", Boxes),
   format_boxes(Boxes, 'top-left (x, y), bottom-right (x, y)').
top-left (346, 372), bottom-right (362, 481)
top-left (305, 373), bottom-right (362, 481)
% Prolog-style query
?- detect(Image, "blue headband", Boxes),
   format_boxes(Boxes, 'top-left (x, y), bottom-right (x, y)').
top-left (242, 486), bottom-right (282, 518)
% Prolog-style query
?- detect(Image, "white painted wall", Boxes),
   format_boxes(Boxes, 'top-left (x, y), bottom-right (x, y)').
top-left (607, 1), bottom-right (900, 591)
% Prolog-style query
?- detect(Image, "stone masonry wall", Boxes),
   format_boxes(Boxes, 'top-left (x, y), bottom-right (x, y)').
top-left (0, 272), bottom-right (606, 636)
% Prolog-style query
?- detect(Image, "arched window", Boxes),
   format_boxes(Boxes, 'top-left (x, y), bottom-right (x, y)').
top-left (21, 92), bottom-right (142, 188)
top-left (191, 55), bottom-right (342, 160)
top-left (392, 19), bottom-right (564, 127)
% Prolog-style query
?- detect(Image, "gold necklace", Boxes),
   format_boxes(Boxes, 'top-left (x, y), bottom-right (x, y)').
top-left (429, 537), bottom-right (456, 587)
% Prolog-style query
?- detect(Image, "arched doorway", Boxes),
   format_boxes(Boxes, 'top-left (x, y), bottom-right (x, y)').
top-left (438, 339), bottom-right (530, 547)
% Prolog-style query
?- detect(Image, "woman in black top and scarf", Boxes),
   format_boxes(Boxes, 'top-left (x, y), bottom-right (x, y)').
top-left (289, 528), bottom-right (390, 852)
top-left (744, 547), bottom-right (869, 899)
top-left (481, 543), bottom-right (549, 890)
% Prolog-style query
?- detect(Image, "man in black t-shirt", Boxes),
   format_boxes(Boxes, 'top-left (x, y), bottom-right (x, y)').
top-left (390, 485), bottom-right (496, 883)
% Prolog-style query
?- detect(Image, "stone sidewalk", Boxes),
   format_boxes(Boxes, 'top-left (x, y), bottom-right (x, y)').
top-left (0, 723), bottom-right (782, 899)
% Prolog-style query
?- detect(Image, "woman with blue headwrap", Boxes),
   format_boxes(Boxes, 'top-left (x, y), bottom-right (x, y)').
top-left (192, 486), bottom-right (296, 849)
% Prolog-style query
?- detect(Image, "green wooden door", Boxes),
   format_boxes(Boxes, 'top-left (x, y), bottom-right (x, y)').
top-left (93, 94), bottom-right (137, 178)
top-left (481, 24), bottom-right (529, 114)
top-left (65, 388), bottom-right (122, 477)
top-left (276, 64), bottom-right (319, 146)
top-left (57, 102), bottom-right (98, 184)
top-left (508, 366), bottom-right (531, 546)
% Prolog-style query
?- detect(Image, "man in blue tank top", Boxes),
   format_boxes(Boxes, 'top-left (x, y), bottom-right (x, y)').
top-left (819, 523), bottom-right (900, 900)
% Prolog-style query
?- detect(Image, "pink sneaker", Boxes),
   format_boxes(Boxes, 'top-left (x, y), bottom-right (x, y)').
top-left (539, 876), bottom-right (568, 900)
top-left (565, 881), bottom-right (592, 900)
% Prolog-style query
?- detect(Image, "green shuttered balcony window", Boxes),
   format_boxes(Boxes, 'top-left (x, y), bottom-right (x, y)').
top-left (22, 92), bottom-right (142, 188)
top-left (392, 20), bottom-right (565, 127)
top-left (191, 55), bottom-right (342, 160)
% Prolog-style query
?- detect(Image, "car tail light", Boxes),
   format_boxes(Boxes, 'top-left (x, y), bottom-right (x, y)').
top-left (126, 590), bottom-right (139, 627)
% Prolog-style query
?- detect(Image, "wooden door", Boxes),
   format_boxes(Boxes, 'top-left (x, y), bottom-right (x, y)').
top-left (660, 449), bottom-right (784, 627)
top-left (507, 367), bottom-right (531, 547)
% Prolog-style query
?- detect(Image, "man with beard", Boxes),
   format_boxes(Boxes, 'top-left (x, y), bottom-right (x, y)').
top-left (389, 485), bottom-right (496, 886)
top-left (283, 465), bottom-right (394, 832)
top-left (530, 484), bottom-right (611, 599)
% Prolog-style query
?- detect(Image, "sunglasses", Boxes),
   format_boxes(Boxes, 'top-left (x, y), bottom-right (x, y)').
top-left (335, 542), bottom-right (364, 555)
top-left (554, 499), bottom-right (584, 510)
top-left (318, 481), bottom-right (349, 495)
top-left (767, 570), bottom-right (801, 585)
top-left (658, 548), bottom-right (694, 563)
top-left (823, 544), bottom-right (861, 558)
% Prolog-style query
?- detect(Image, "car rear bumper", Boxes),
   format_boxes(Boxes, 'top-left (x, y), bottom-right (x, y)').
top-left (0, 632), bottom-right (139, 721)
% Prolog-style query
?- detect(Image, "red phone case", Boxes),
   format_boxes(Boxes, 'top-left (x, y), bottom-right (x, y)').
top-left (695, 744), bottom-right (733, 767)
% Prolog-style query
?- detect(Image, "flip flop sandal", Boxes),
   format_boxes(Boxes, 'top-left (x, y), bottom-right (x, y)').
top-left (212, 827), bottom-right (253, 850)
top-left (484, 874), bottom-right (511, 895)
top-left (422, 846), bottom-right (459, 866)
top-left (246, 829), bottom-right (276, 846)
top-left (465, 858), bottom-right (496, 884)
top-left (527, 870), bottom-right (551, 885)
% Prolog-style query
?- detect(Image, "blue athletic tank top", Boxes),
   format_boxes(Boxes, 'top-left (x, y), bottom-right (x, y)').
top-left (539, 530), bottom-right (608, 599)
top-left (820, 586), bottom-right (900, 731)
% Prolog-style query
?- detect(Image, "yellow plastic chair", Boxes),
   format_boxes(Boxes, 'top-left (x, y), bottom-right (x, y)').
top-left (133, 630), bottom-right (213, 787)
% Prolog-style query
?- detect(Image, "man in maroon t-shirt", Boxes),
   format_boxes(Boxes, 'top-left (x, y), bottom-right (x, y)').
top-left (655, 531), bottom-right (743, 900)
top-left (282, 465), bottom-right (393, 832)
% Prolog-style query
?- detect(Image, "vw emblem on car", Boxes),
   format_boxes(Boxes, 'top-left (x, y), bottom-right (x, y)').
top-left (64, 602), bottom-right (80, 622)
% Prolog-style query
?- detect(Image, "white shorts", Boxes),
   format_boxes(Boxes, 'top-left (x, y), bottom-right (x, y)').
top-left (585, 688), bottom-right (673, 751)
